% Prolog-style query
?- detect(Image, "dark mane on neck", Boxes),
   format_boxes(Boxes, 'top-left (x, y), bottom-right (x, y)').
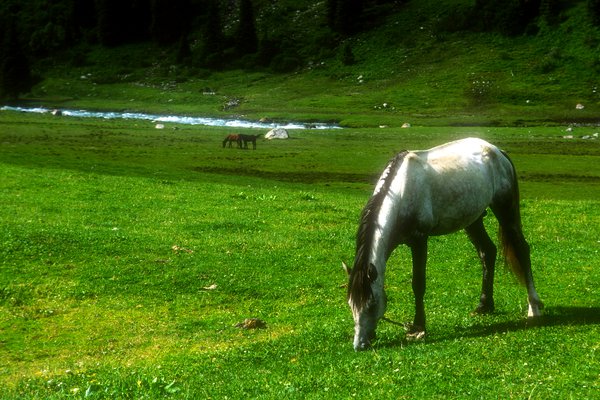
top-left (348, 151), bottom-right (409, 308)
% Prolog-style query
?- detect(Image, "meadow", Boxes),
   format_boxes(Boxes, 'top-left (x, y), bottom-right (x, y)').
top-left (0, 110), bottom-right (599, 398)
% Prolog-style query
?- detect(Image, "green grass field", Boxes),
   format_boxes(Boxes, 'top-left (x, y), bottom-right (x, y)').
top-left (1, 111), bottom-right (599, 398)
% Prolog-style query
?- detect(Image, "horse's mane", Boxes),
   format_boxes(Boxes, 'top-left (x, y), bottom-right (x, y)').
top-left (348, 150), bottom-right (409, 309)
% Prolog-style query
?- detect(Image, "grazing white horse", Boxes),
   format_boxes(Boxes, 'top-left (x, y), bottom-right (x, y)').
top-left (344, 138), bottom-right (543, 351)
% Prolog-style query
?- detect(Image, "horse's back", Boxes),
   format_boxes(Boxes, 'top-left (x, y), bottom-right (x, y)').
top-left (390, 138), bottom-right (514, 236)
top-left (417, 138), bottom-right (501, 168)
top-left (416, 138), bottom-right (512, 186)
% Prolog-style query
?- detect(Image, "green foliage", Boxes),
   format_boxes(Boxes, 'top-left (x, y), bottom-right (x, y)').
top-left (2, 0), bottom-right (600, 124)
top-left (341, 43), bottom-right (356, 65)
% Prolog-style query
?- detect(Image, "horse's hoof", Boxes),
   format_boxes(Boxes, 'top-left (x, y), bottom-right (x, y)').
top-left (405, 325), bottom-right (426, 341)
top-left (471, 303), bottom-right (495, 316)
top-left (527, 304), bottom-right (542, 318)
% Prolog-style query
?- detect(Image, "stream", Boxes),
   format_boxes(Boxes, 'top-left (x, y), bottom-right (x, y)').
top-left (0, 106), bottom-right (340, 130)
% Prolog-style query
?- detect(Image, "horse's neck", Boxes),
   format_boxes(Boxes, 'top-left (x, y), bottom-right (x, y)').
top-left (368, 199), bottom-right (402, 279)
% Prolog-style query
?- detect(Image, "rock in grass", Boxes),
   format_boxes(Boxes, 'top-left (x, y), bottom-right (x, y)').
top-left (235, 318), bottom-right (267, 329)
top-left (265, 128), bottom-right (288, 139)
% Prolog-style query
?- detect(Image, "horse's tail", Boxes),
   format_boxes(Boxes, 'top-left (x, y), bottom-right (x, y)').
top-left (222, 136), bottom-right (228, 147)
top-left (497, 150), bottom-right (528, 285)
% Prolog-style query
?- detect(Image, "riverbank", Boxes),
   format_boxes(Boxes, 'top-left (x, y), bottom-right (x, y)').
top-left (1, 106), bottom-right (340, 130)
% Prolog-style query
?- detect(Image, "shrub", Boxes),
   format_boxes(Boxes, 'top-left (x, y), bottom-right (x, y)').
top-left (270, 54), bottom-right (302, 73)
top-left (341, 43), bottom-right (356, 66)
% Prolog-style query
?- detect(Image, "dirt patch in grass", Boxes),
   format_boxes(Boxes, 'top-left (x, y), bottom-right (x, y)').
top-left (192, 166), bottom-right (378, 185)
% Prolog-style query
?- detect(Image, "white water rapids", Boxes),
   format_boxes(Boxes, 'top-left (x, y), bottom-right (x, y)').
top-left (1, 106), bottom-right (340, 130)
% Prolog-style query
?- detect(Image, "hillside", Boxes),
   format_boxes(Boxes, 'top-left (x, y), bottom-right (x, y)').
top-left (10, 0), bottom-right (600, 126)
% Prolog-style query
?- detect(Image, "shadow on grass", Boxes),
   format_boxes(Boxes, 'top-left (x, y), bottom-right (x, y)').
top-left (378, 306), bottom-right (600, 349)
top-left (193, 166), bottom-right (378, 185)
top-left (459, 306), bottom-right (600, 338)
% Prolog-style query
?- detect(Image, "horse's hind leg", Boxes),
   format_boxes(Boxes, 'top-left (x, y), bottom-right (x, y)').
top-left (492, 202), bottom-right (543, 317)
top-left (465, 215), bottom-right (497, 314)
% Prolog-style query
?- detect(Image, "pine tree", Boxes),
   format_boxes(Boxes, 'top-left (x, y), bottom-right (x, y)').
top-left (341, 43), bottom-right (356, 65)
top-left (329, 0), bottom-right (363, 35)
top-left (0, 18), bottom-right (32, 100)
top-left (589, 0), bottom-right (600, 26)
top-left (151, 0), bottom-right (191, 45)
top-left (95, 0), bottom-right (123, 46)
top-left (235, 0), bottom-right (258, 55)
top-left (326, 0), bottom-right (338, 29)
top-left (201, 0), bottom-right (225, 67)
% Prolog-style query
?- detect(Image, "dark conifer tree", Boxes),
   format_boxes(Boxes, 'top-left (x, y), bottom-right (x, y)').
top-left (129, 0), bottom-right (152, 42)
top-left (328, 0), bottom-right (363, 35)
top-left (151, 0), bottom-right (191, 45)
top-left (589, 0), bottom-right (600, 25)
top-left (0, 18), bottom-right (32, 100)
top-left (539, 0), bottom-right (561, 25)
top-left (95, 0), bottom-right (125, 46)
top-left (341, 43), bottom-right (356, 65)
top-left (74, 0), bottom-right (97, 31)
top-left (235, 0), bottom-right (258, 55)
top-left (256, 33), bottom-right (280, 67)
top-left (326, 0), bottom-right (339, 30)
top-left (201, 0), bottom-right (225, 66)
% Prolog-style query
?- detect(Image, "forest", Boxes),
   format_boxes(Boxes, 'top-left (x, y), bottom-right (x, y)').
top-left (1, 0), bottom-right (600, 100)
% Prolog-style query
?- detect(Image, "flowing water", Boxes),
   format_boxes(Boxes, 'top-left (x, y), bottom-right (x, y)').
top-left (1, 106), bottom-right (340, 130)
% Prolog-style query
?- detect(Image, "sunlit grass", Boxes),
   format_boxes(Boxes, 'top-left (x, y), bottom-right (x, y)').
top-left (0, 112), bottom-right (599, 398)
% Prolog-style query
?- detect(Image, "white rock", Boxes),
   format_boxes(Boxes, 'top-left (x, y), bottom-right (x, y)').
top-left (265, 128), bottom-right (289, 140)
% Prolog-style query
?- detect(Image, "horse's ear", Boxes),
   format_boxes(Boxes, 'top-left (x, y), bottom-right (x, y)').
top-left (342, 262), bottom-right (351, 276)
top-left (368, 263), bottom-right (378, 282)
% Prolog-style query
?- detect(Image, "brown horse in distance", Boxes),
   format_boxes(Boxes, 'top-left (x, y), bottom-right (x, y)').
top-left (222, 134), bottom-right (242, 148)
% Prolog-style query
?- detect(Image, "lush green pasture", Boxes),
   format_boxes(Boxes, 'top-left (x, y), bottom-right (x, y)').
top-left (0, 112), bottom-right (599, 398)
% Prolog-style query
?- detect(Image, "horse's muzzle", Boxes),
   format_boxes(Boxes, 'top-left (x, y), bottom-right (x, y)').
top-left (353, 334), bottom-right (374, 351)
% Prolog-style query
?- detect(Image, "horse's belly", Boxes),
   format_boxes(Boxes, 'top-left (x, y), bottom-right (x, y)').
top-left (423, 182), bottom-right (492, 235)
top-left (428, 209), bottom-right (485, 235)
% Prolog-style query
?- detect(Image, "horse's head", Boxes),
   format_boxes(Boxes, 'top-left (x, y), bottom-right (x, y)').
top-left (343, 262), bottom-right (386, 351)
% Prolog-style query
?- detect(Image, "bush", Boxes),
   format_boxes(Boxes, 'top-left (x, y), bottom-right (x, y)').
top-left (341, 43), bottom-right (356, 66)
top-left (270, 54), bottom-right (302, 73)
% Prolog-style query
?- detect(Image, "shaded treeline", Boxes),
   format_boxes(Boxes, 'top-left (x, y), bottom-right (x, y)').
top-left (1, 0), bottom-right (599, 99)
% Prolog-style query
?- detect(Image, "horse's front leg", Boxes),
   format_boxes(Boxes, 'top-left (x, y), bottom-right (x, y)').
top-left (465, 216), bottom-right (497, 314)
top-left (409, 237), bottom-right (428, 339)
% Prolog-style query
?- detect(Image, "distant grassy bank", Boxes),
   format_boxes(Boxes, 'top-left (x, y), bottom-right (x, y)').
top-left (7, 1), bottom-right (595, 128)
